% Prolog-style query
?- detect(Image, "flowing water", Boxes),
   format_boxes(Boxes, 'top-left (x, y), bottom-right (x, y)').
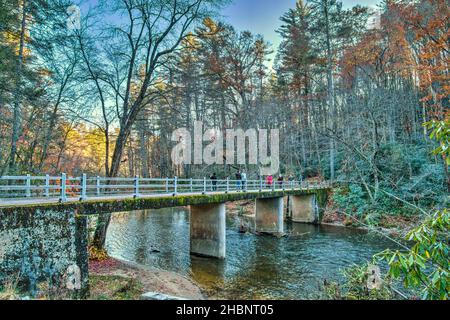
top-left (105, 208), bottom-right (399, 299)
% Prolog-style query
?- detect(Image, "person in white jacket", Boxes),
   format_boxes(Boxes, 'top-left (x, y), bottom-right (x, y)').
top-left (241, 171), bottom-right (247, 191)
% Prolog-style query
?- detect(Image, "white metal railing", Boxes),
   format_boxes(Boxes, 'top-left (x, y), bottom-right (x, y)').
top-left (0, 174), bottom-right (331, 203)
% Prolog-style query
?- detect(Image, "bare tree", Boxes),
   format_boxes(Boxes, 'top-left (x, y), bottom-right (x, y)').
top-left (75, 0), bottom-right (226, 249)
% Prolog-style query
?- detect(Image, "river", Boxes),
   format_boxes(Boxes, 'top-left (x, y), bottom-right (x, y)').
top-left (105, 208), bottom-right (398, 299)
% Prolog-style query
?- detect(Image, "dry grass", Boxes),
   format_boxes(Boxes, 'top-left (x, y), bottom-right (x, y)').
top-left (0, 280), bottom-right (20, 300)
top-left (89, 275), bottom-right (144, 300)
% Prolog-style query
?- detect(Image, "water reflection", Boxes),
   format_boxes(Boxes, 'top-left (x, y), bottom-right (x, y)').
top-left (106, 208), bottom-right (398, 299)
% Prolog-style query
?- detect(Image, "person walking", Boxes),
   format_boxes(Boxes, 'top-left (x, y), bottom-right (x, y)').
top-left (210, 173), bottom-right (218, 191)
top-left (278, 175), bottom-right (284, 188)
top-left (288, 174), bottom-right (295, 188)
top-left (241, 171), bottom-right (247, 191)
top-left (235, 170), bottom-right (242, 191)
top-left (265, 175), bottom-right (273, 189)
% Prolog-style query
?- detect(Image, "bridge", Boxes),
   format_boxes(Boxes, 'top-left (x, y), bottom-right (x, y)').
top-left (0, 174), bottom-right (331, 298)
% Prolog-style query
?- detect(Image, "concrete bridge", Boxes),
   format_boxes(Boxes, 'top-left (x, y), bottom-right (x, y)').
top-left (0, 174), bottom-right (331, 297)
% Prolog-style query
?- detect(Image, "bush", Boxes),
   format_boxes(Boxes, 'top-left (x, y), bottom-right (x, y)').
top-left (89, 245), bottom-right (109, 261)
top-left (332, 185), bottom-right (368, 217)
top-left (0, 280), bottom-right (20, 300)
top-left (374, 209), bottom-right (450, 300)
top-left (333, 135), bottom-right (447, 225)
top-left (323, 263), bottom-right (394, 300)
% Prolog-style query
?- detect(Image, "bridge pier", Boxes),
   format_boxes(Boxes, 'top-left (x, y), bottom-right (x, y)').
top-left (0, 208), bottom-right (89, 298)
top-left (290, 194), bottom-right (319, 224)
top-left (190, 203), bottom-right (226, 259)
top-left (255, 197), bottom-right (284, 235)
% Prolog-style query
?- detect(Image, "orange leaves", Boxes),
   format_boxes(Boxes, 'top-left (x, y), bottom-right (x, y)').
top-left (403, 0), bottom-right (449, 118)
top-left (208, 53), bottom-right (225, 74)
top-left (339, 0), bottom-right (448, 118)
top-left (202, 17), bottom-right (223, 36)
top-left (89, 245), bottom-right (109, 262)
top-left (339, 28), bottom-right (414, 88)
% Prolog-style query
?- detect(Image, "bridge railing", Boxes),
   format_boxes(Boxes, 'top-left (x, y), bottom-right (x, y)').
top-left (0, 174), bottom-right (331, 202)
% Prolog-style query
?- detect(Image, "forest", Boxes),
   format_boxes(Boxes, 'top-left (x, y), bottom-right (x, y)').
top-left (0, 0), bottom-right (448, 300)
top-left (1, 0), bottom-right (447, 215)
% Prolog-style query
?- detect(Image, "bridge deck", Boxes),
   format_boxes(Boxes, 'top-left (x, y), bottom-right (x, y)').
top-left (0, 187), bottom-right (331, 215)
top-left (0, 175), bottom-right (331, 214)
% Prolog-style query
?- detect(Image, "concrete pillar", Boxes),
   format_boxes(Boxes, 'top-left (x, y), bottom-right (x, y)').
top-left (0, 208), bottom-right (89, 299)
top-left (255, 197), bottom-right (284, 235)
top-left (291, 194), bottom-right (319, 224)
top-left (190, 203), bottom-right (226, 259)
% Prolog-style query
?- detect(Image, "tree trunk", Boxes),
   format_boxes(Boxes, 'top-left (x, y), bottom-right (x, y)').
top-left (92, 125), bottom-right (130, 249)
top-left (8, 0), bottom-right (27, 173)
top-left (323, 0), bottom-right (336, 181)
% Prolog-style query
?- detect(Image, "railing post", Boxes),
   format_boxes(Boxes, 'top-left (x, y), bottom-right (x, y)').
top-left (173, 176), bottom-right (178, 195)
top-left (96, 176), bottom-right (100, 196)
top-left (259, 178), bottom-right (262, 191)
top-left (190, 178), bottom-right (193, 193)
top-left (134, 175), bottom-right (140, 198)
top-left (203, 177), bottom-right (206, 194)
top-left (45, 174), bottom-right (50, 197)
top-left (80, 173), bottom-right (87, 201)
top-left (165, 177), bottom-right (169, 193)
top-left (25, 174), bottom-right (31, 198)
top-left (226, 178), bottom-right (229, 193)
top-left (60, 173), bottom-right (67, 202)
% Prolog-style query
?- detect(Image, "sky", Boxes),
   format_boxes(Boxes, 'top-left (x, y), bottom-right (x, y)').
top-left (221, 0), bottom-right (381, 66)
top-left (82, 0), bottom-right (380, 66)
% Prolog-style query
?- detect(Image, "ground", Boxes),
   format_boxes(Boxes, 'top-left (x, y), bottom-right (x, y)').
top-left (89, 258), bottom-right (205, 300)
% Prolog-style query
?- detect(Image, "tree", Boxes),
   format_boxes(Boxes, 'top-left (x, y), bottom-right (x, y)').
top-left (80, 0), bottom-right (228, 249)
top-left (0, 0), bottom-right (20, 171)
top-left (7, 0), bottom-right (29, 173)
top-left (0, 0), bottom-right (78, 175)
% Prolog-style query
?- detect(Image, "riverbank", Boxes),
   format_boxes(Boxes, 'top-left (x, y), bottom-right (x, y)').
top-left (225, 198), bottom-right (420, 238)
top-left (89, 257), bottom-right (205, 300)
top-left (321, 207), bottom-right (421, 238)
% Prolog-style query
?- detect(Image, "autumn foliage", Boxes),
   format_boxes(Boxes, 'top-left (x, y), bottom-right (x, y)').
top-left (341, 0), bottom-right (449, 120)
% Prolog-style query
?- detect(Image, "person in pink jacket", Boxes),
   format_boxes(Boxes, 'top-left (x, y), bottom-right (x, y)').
top-left (265, 175), bottom-right (273, 188)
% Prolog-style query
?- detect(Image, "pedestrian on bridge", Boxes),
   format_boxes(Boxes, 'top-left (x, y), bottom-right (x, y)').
top-left (278, 175), bottom-right (284, 188)
top-left (235, 170), bottom-right (242, 191)
top-left (241, 171), bottom-right (247, 191)
top-left (210, 173), bottom-right (218, 191)
top-left (288, 174), bottom-right (295, 188)
top-left (265, 175), bottom-right (273, 188)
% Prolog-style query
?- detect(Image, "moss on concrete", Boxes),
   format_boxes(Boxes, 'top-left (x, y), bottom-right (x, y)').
top-left (0, 208), bottom-right (89, 299)
top-left (0, 188), bottom-right (331, 218)
top-left (314, 189), bottom-right (330, 222)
